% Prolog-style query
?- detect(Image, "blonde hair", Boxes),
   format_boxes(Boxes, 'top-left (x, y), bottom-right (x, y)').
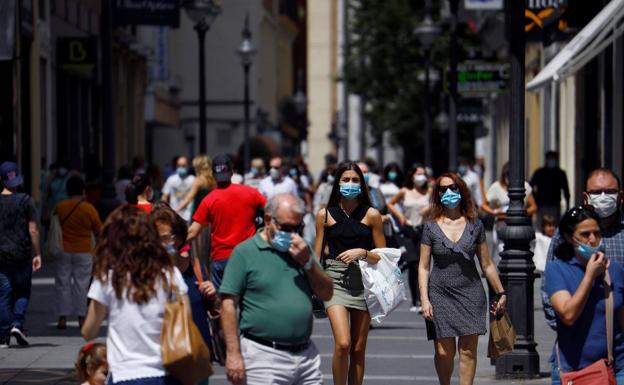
top-left (75, 343), bottom-right (107, 382)
top-left (193, 155), bottom-right (216, 190)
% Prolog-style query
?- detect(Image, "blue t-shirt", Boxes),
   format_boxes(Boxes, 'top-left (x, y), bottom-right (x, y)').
top-left (544, 257), bottom-right (624, 371)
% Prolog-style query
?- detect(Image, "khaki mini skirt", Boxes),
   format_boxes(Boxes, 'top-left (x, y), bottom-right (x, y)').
top-left (323, 259), bottom-right (368, 311)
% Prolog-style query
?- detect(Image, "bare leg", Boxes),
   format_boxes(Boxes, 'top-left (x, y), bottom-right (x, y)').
top-left (347, 309), bottom-right (370, 385)
top-left (434, 337), bottom-right (456, 385)
top-left (458, 334), bottom-right (479, 385)
top-left (327, 305), bottom-right (351, 385)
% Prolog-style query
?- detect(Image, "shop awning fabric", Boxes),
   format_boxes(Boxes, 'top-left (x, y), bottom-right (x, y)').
top-left (526, 0), bottom-right (624, 91)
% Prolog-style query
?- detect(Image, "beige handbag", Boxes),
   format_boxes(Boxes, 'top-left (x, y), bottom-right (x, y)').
top-left (487, 310), bottom-right (516, 359)
top-left (161, 277), bottom-right (213, 385)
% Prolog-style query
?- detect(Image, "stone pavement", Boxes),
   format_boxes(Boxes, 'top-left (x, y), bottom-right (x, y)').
top-left (0, 259), bottom-right (556, 385)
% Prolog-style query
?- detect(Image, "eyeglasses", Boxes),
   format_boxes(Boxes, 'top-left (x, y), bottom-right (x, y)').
top-left (587, 189), bottom-right (619, 195)
top-left (275, 221), bottom-right (304, 234)
top-left (439, 184), bottom-right (459, 193)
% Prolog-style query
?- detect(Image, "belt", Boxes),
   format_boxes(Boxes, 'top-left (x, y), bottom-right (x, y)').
top-left (242, 332), bottom-right (310, 353)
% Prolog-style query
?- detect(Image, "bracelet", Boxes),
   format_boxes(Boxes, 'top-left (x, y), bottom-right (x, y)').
top-left (496, 291), bottom-right (506, 296)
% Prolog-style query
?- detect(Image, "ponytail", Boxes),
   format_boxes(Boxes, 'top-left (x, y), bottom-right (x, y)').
top-left (125, 173), bottom-right (152, 204)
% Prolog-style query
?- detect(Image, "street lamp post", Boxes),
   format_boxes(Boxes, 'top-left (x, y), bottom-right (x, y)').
top-left (414, 0), bottom-right (440, 168)
top-left (496, 0), bottom-right (540, 378)
top-left (237, 13), bottom-right (256, 172)
top-left (183, 0), bottom-right (221, 154)
top-left (448, 0), bottom-right (459, 171)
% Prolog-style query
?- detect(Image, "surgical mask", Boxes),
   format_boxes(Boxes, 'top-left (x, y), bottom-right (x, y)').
top-left (363, 173), bottom-right (370, 185)
top-left (589, 193), bottom-right (620, 218)
top-left (473, 165), bottom-right (484, 178)
top-left (388, 171), bottom-right (398, 181)
top-left (340, 183), bottom-right (361, 199)
top-left (250, 167), bottom-right (259, 177)
top-left (176, 167), bottom-right (188, 177)
top-left (457, 165), bottom-right (468, 176)
top-left (165, 243), bottom-right (177, 257)
top-left (574, 238), bottom-right (603, 260)
top-left (440, 189), bottom-right (462, 209)
top-left (270, 168), bottom-right (281, 180)
top-left (272, 230), bottom-right (292, 252)
top-left (414, 174), bottom-right (427, 187)
top-left (327, 175), bottom-right (335, 184)
top-left (547, 159), bottom-right (558, 168)
top-left (289, 168), bottom-right (298, 178)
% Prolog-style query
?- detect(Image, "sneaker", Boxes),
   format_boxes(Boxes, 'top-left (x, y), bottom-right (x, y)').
top-left (0, 336), bottom-right (9, 348)
top-left (10, 327), bottom-right (29, 346)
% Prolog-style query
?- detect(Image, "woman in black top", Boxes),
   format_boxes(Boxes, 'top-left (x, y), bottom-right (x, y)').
top-left (314, 161), bottom-right (386, 385)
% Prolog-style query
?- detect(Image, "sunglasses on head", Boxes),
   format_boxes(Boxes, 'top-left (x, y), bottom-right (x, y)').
top-left (439, 184), bottom-right (459, 193)
top-left (275, 221), bottom-right (304, 234)
top-left (568, 205), bottom-right (596, 219)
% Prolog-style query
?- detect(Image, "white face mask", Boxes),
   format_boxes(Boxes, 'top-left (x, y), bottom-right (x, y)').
top-left (413, 174), bottom-right (427, 187)
top-left (269, 168), bottom-right (281, 180)
top-left (589, 192), bottom-right (620, 218)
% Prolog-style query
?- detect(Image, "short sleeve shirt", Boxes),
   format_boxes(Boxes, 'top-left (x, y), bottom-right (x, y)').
top-left (162, 174), bottom-right (196, 221)
top-left (87, 268), bottom-right (188, 382)
top-left (486, 181), bottom-right (532, 212)
top-left (192, 184), bottom-right (267, 261)
top-left (0, 193), bottom-right (37, 266)
top-left (544, 258), bottom-right (624, 371)
top-left (258, 176), bottom-right (299, 199)
top-left (56, 198), bottom-right (102, 253)
top-left (219, 230), bottom-right (316, 343)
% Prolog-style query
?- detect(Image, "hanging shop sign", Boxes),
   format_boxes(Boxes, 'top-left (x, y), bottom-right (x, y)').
top-left (525, 0), bottom-right (568, 36)
top-left (58, 38), bottom-right (97, 71)
top-left (465, 0), bottom-right (503, 11)
top-left (449, 61), bottom-right (510, 96)
top-left (112, 0), bottom-right (180, 27)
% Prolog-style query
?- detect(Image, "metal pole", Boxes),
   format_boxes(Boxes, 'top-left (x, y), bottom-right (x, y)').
top-left (196, 21), bottom-right (208, 154)
top-left (496, 0), bottom-right (540, 378)
top-left (448, 0), bottom-right (458, 171)
top-left (424, 54), bottom-right (432, 167)
top-left (101, 0), bottom-right (114, 197)
top-left (342, 0), bottom-right (350, 160)
top-left (243, 63), bottom-right (251, 171)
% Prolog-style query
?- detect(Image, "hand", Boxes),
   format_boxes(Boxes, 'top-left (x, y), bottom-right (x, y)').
top-left (196, 281), bottom-right (217, 299)
top-left (289, 234), bottom-right (311, 266)
top-left (382, 215), bottom-right (391, 223)
top-left (32, 256), bottom-right (42, 272)
top-left (586, 252), bottom-right (609, 279)
top-left (421, 300), bottom-right (433, 321)
top-left (336, 248), bottom-right (366, 264)
top-left (490, 294), bottom-right (506, 315)
top-left (399, 216), bottom-right (407, 226)
top-left (225, 352), bottom-right (246, 385)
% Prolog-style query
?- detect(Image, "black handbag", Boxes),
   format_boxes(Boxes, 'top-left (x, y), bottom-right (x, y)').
top-left (312, 209), bottom-right (330, 319)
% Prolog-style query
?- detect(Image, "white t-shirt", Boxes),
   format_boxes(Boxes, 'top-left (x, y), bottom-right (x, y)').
top-left (87, 268), bottom-right (188, 383)
top-left (259, 176), bottom-right (299, 199)
top-left (486, 181), bottom-right (532, 212)
top-left (379, 182), bottom-right (400, 203)
top-left (533, 232), bottom-right (551, 272)
top-left (462, 170), bottom-right (483, 207)
top-left (162, 174), bottom-right (195, 221)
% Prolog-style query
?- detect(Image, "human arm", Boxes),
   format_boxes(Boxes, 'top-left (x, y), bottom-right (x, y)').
top-left (476, 240), bottom-right (506, 314)
top-left (387, 189), bottom-right (407, 225)
top-left (81, 300), bottom-right (107, 340)
top-left (313, 209), bottom-right (327, 260)
top-left (177, 177), bottom-right (202, 212)
top-left (526, 192), bottom-right (538, 217)
top-left (289, 234), bottom-right (333, 301)
top-left (335, 208), bottom-right (385, 264)
top-left (29, 221), bottom-right (42, 272)
top-left (549, 252), bottom-right (609, 326)
top-left (187, 221), bottom-right (203, 242)
top-left (418, 243), bottom-right (433, 320)
top-left (221, 295), bottom-right (246, 385)
top-left (561, 171), bottom-right (571, 210)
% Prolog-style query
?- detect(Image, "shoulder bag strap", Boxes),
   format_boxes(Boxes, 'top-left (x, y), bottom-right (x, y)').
top-left (60, 200), bottom-right (83, 227)
top-left (605, 270), bottom-right (614, 364)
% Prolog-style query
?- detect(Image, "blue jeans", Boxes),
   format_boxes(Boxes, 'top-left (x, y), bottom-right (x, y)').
top-left (552, 362), bottom-right (624, 385)
top-left (0, 263), bottom-right (32, 337)
top-left (107, 376), bottom-right (182, 385)
top-left (210, 259), bottom-right (228, 290)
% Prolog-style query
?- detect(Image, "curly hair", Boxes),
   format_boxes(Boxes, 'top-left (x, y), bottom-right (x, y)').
top-left (93, 205), bottom-right (173, 304)
top-left (150, 201), bottom-right (188, 250)
top-left (193, 154), bottom-right (217, 190)
top-left (75, 343), bottom-right (107, 382)
top-left (425, 172), bottom-right (478, 222)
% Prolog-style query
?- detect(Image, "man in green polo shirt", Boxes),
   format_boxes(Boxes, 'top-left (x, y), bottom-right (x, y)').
top-left (220, 193), bottom-right (333, 385)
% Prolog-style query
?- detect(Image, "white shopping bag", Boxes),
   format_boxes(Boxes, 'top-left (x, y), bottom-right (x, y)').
top-left (359, 248), bottom-right (407, 324)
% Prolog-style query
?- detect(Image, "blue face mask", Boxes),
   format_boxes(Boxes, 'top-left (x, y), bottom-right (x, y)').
top-left (457, 165), bottom-right (468, 176)
top-left (388, 171), bottom-right (398, 181)
top-left (165, 243), bottom-right (177, 256)
top-left (440, 189), bottom-right (462, 209)
top-left (176, 167), bottom-right (188, 177)
top-left (340, 183), bottom-right (361, 199)
top-left (363, 174), bottom-right (370, 185)
top-left (250, 168), bottom-right (259, 177)
top-left (272, 230), bottom-right (292, 252)
top-left (575, 238), bottom-right (603, 260)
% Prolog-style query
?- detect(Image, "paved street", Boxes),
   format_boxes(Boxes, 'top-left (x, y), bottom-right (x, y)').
top-left (0, 258), bottom-right (555, 385)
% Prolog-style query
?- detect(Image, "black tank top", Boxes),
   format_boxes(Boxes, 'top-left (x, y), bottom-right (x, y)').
top-left (325, 204), bottom-right (374, 259)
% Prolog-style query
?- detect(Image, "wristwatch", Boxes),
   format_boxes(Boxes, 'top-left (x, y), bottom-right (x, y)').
top-left (303, 257), bottom-right (313, 271)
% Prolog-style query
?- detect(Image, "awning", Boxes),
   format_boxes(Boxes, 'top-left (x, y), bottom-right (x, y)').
top-left (526, 0), bottom-right (624, 91)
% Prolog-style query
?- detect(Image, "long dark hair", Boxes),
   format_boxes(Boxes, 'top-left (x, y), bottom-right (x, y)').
top-left (554, 205), bottom-right (601, 261)
top-left (125, 173), bottom-right (152, 204)
top-left (327, 161), bottom-right (372, 208)
top-left (425, 172), bottom-right (477, 222)
top-left (93, 205), bottom-right (173, 304)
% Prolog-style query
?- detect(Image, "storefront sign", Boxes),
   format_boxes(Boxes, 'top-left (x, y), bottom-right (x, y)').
top-left (58, 38), bottom-right (97, 71)
top-left (454, 61), bottom-right (510, 95)
top-left (465, 0), bottom-right (503, 11)
top-left (112, 0), bottom-right (180, 27)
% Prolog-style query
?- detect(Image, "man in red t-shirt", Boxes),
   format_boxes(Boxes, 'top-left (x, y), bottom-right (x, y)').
top-left (188, 154), bottom-right (267, 288)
